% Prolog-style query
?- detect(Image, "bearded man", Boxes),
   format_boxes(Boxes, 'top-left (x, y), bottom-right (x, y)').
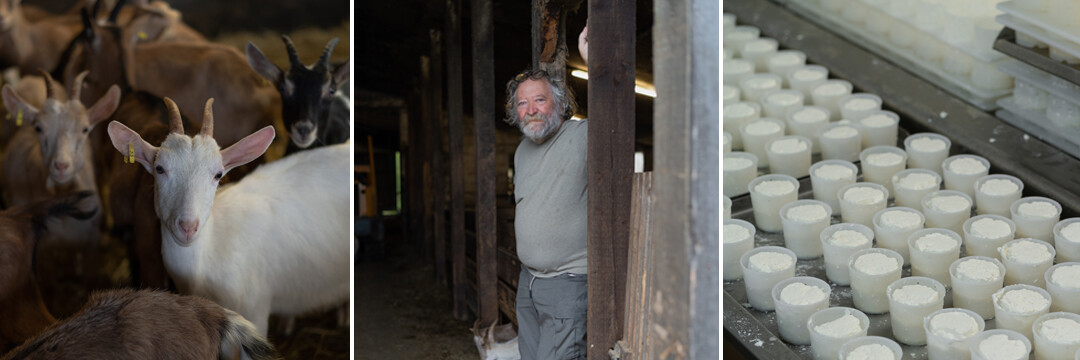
top-left (503, 26), bottom-right (590, 359)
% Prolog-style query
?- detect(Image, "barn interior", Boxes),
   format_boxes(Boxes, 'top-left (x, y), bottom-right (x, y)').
top-left (5, 0), bottom-right (351, 358)
top-left (355, 0), bottom-right (716, 358)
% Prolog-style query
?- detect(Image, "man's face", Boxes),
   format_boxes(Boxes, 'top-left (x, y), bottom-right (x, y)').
top-left (515, 79), bottom-right (562, 143)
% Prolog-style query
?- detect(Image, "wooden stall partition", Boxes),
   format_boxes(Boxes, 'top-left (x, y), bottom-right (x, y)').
top-left (620, 172), bottom-right (654, 359)
top-left (586, 0), bottom-right (636, 357)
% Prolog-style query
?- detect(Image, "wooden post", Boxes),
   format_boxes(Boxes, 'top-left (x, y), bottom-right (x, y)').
top-left (419, 56), bottom-right (434, 262)
top-left (530, 0), bottom-right (583, 81)
top-left (406, 90), bottom-right (425, 255)
top-left (446, 0), bottom-right (469, 320)
top-left (586, 0), bottom-right (635, 358)
top-left (430, 29), bottom-right (448, 286)
top-left (471, 0), bottom-right (499, 327)
top-left (646, 0), bottom-right (719, 358)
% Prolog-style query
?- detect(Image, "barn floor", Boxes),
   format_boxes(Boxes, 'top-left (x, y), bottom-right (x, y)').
top-left (354, 221), bottom-right (479, 360)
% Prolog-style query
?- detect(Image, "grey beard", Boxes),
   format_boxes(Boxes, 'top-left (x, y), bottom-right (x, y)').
top-left (519, 112), bottom-right (562, 144)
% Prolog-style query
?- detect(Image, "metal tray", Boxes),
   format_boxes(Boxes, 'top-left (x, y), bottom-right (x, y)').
top-left (724, 179), bottom-right (1011, 360)
top-left (724, 0), bottom-right (1080, 358)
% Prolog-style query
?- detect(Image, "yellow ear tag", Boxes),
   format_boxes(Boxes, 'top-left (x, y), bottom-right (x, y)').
top-left (127, 143), bottom-right (134, 164)
top-left (138, 31), bottom-right (148, 40)
top-left (262, 78), bottom-right (269, 86)
top-left (15, 110), bottom-right (22, 126)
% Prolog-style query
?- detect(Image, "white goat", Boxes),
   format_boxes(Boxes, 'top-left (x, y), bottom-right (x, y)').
top-left (472, 321), bottom-right (521, 360)
top-left (106, 97), bottom-right (349, 336)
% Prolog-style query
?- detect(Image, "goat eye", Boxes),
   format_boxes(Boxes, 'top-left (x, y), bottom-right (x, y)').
top-left (34, 126), bottom-right (41, 133)
top-left (155, 165), bottom-right (165, 174)
top-left (214, 172), bottom-right (222, 180)
top-left (82, 127), bottom-right (89, 134)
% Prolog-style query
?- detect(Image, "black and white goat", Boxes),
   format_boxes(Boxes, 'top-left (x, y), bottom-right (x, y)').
top-left (246, 35), bottom-right (349, 153)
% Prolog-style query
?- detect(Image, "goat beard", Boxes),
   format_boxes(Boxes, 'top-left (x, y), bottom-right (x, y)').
top-left (519, 111), bottom-right (562, 144)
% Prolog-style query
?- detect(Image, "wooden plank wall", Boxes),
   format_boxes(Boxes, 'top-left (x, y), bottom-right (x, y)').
top-left (586, 0), bottom-right (636, 357)
top-left (623, 172), bottom-right (654, 359)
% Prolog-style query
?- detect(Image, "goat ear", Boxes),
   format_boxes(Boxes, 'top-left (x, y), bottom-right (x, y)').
top-left (331, 60), bottom-right (349, 90)
top-left (220, 126), bottom-right (275, 173)
top-left (107, 121), bottom-right (157, 173)
top-left (87, 85), bottom-right (121, 126)
top-left (246, 43), bottom-right (282, 86)
top-left (1, 84), bottom-right (38, 124)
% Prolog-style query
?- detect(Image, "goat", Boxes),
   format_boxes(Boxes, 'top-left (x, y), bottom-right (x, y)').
top-left (0, 191), bottom-right (96, 354)
top-left (106, 97), bottom-right (349, 336)
top-left (247, 35), bottom-right (349, 153)
top-left (1, 70), bottom-right (120, 305)
top-left (74, 5), bottom-right (277, 152)
top-left (0, 0), bottom-right (82, 74)
top-left (0, 289), bottom-right (278, 360)
top-left (60, 0), bottom-right (204, 103)
top-left (1, 70), bottom-right (119, 241)
top-left (472, 320), bottom-right (521, 360)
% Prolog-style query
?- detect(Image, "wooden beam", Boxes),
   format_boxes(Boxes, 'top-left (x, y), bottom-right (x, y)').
top-left (430, 29), bottom-right (448, 287)
top-left (406, 86), bottom-right (425, 255)
top-left (471, 0), bottom-right (499, 327)
top-left (420, 56), bottom-right (435, 263)
top-left (530, 0), bottom-right (583, 82)
top-left (446, 0), bottom-right (469, 321)
top-left (646, 0), bottom-right (719, 358)
top-left (586, 0), bottom-right (635, 358)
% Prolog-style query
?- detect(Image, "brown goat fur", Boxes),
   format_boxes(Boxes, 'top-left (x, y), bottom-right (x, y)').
top-left (0, 191), bottom-right (96, 353)
top-left (1, 289), bottom-right (279, 360)
top-left (107, 117), bottom-right (169, 290)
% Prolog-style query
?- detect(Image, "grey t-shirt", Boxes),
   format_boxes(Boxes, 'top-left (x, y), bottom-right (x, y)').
top-left (513, 119), bottom-right (588, 278)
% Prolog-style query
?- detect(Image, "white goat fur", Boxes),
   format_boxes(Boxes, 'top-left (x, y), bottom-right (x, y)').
top-left (472, 321), bottom-right (521, 360)
top-left (106, 98), bottom-right (349, 335)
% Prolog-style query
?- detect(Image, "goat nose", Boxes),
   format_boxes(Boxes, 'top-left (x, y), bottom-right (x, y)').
top-left (179, 219), bottom-right (199, 236)
top-left (296, 124), bottom-right (311, 136)
top-left (54, 162), bottom-right (69, 172)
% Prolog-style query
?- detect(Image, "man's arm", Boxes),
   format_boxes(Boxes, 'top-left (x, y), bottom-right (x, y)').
top-left (578, 22), bottom-right (588, 66)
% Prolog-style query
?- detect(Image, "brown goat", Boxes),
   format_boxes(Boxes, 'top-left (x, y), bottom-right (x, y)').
top-left (0, 191), bottom-right (97, 354)
top-left (69, 3), bottom-right (277, 151)
top-left (1, 289), bottom-right (279, 360)
top-left (0, 0), bottom-right (82, 74)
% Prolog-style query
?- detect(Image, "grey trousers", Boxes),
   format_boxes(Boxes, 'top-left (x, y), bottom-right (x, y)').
top-left (516, 265), bottom-right (588, 360)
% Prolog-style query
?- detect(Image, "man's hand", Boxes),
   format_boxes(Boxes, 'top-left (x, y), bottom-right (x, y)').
top-left (578, 22), bottom-right (588, 66)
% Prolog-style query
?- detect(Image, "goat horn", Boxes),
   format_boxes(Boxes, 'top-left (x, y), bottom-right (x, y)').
top-left (164, 97), bottom-right (183, 134)
top-left (486, 321), bottom-right (496, 345)
top-left (201, 98), bottom-right (214, 137)
top-left (37, 69), bottom-right (59, 100)
top-left (318, 38), bottom-right (339, 69)
top-left (72, 71), bottom-right (89, 102)
top-left (282, 35), bottom-right (302, 68)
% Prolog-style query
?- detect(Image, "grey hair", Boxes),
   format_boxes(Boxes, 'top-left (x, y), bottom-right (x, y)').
top-left (503, 69), bottom-right (576, 125)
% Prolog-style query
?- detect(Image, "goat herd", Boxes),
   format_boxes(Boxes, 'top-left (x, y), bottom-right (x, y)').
top-left (0, 0), bottom-right (351, 358)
